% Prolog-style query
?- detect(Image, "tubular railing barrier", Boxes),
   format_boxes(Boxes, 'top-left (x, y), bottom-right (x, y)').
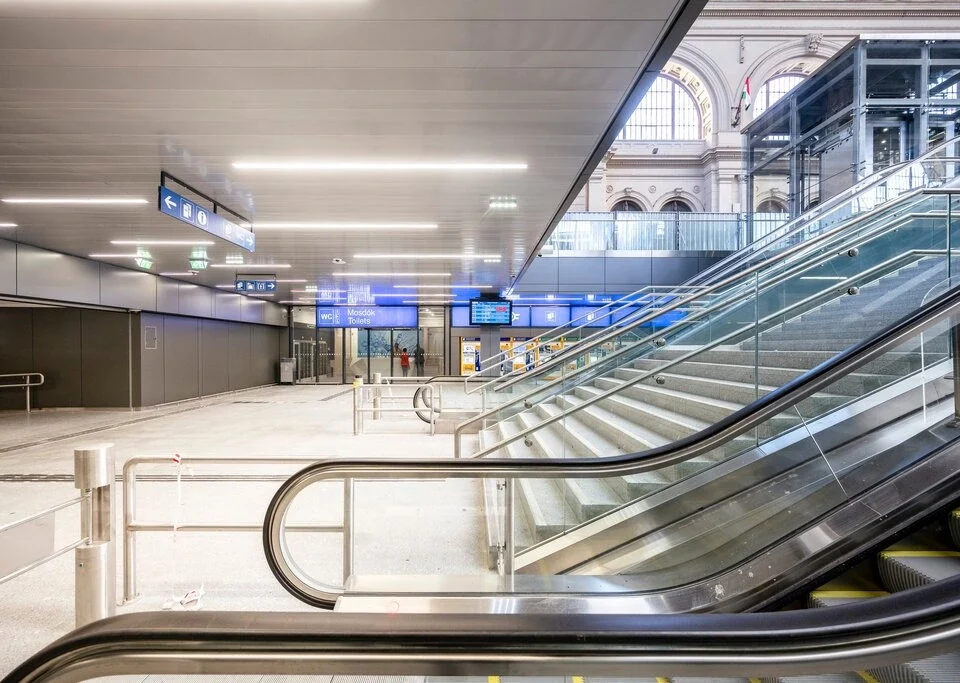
top-left (0, 372), bottom-right (44, 413)
top-left (121, 455), bottom-right (352, 605)
top-left (353, 376), bottom-right (440, 436)
top-left (0, 445), bottom-right (114, 628)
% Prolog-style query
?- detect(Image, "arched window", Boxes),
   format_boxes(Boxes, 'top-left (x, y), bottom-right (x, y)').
top-left (756, 199), bottom-right (787, 213)
top-left (753, 74), bottom-right (807, 117)
top-left (619, 76), bottom-right (702, 141)
top-left (660, 199), bottom-right (693, 212)
top-left (612, 199), bottom-right (643, 212)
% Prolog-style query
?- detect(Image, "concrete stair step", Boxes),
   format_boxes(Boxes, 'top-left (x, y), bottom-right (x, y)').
top-left (518, 410), bottom-right (622, 521)
top-left (647, 348), bottom-right (926, 376)
top-left (535, 402), bottom-right (673, 500)
top-left (497, 420), bottom-right (575, 542)
top-left (592, 376), bottom-right (744, 425)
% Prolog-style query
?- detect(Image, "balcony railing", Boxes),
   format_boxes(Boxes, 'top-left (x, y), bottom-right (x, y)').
top-left (547, 211), bottom-right (789, 252)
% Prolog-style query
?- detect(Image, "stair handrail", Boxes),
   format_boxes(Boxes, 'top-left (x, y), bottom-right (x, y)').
top-left (452, 184), bottom-right (952, 455)
top-left (263, 280), bottom-right (960, 608)
top-left (9, 575), bottom-right (960, 682)
top-left (466, 135), bottom-right (960, 396)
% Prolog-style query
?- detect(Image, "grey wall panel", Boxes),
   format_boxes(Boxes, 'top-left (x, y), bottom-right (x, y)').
top-left (519, 258), bottom-right (559, 289)
top-left (606, 257), bottom-right (653, 289)
top-left (17, 244), bottom-right (100, 304)
top-left (0, 239), bottom-right (16, 295)
top-left (177, 284), bottom-right (213, 318)
top-left (162, 316), bottom-right (200, 402)
top-left (558, 258), bottom-right (605, 287)
top-left (651, 257), bottom-right (700, 286)
top-left (0, 309), bottom-right (33, 410)
top-left (80, 310), bottom-right (131, 407)
top-left (252, 325), bottom-right (279, 385)
top-left (156, 278), bottom-right (179, 314)
top-left (200, 319), bottom-right (230, 396)
top-left (264, 303), bottom-right (286, 327)
top-left (228, 323), bottom-right (252, 390)
top-left (32, 308), bottom-right (82, 408)
top-left (241, 297), bottom-right (266, 324)
top-left (140, 313), bottom-right (165, 407)
top-left (99, 265), bottom-right (157, 311)
top-left (214, 292), bottom-right (242, 322)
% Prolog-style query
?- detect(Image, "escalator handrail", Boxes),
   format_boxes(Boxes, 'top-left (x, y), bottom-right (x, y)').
top-left (466, 136), bottom-right (960, 396)
top-left (7, 574), bottom-right (960, 682)
top-left (264, 282), bottom-right (960, 608)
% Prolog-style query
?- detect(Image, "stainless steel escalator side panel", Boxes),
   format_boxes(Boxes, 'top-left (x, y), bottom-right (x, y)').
top-left (339, 428), bottom-right (960, 616)
top-left (516, 362), bottom-right (953, 575)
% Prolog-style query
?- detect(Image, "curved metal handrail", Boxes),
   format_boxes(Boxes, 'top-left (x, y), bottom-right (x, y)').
top-left (263, 282), bottom-right (960, 608)
top-left (8, 574), bottom-right (960, 682)
top-left (466, 136), bottom-right (960, 397)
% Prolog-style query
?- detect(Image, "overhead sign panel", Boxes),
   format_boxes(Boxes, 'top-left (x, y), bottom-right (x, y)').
top-left (316, 306), bottom-right (418, 328)
top-left (235, 279), bottom-right (277, 293)
top-left (158, 186), bottom-right (256, 252)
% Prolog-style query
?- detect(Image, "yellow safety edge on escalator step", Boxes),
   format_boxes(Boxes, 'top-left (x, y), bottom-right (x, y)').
top-left (857, 671), bottom-right (881, 683)
top-left (488, 676), bottom-right (500, 683)
top-left (809, 590), bottom-right (889, 599)
top-left (881, 550), bottom-right (960, 558)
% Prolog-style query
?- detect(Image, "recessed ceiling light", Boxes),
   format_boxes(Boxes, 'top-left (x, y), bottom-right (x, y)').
top-left (89, 253), bottom-right (141, 259)
top-left (216, 285), bottom-right (237, 289)
top-left (233, 161), bottom-right (527, 172)
top-left (111, 239), bottom-right (215, 246)
top-left (276, 279), bottom-right (307, 283)
top-left (489, 197), bottom-right (519, 210)
top-left (402, 300), bottom-right (454, 305)
top-left (210, 263), bottom-right (291, 269)
top-left (331, 272), bottom-right (450, 277)
top-left (159, 272), bottom-right (198, 277)
top-left (0, 222), bottom-right (17, 228)
top-left (394, 284), bottom-right (494, 289)
top-left (3, 198), bottom-right (148, 205)
top-left (254, 222), bottom-right (438, 230)
top-left (354, 254), bottom-right (501, 260)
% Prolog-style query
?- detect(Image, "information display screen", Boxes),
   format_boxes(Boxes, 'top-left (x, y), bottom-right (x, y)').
top-left (469, 299), bottom-right (513, 325)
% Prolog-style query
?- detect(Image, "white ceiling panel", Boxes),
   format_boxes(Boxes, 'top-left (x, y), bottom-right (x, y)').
top-left (0, 0), bottom-right (703, 303)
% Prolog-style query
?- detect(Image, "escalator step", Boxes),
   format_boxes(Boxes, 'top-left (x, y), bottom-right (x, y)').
top-left (949, 509), bottom-right (960, 550)
top-left (877, 551), bottom-right (960, 593)
top-left (777, 675), bottom-right (866, 683)
top-left (807, 589), bottom-right (888, 609)
top-left (867, 652), bottom-right (960, 683)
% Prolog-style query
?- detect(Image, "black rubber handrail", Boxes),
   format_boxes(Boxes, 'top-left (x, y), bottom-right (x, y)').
top-left (6, 575), bottom-right (960, 682)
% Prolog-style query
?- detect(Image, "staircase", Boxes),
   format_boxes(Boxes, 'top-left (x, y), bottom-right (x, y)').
top-left (480, 258), bottom-right (950, 553)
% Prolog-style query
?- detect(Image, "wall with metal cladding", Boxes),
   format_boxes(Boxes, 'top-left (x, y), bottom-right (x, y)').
top-left (0, 307), bottom-right (134, 409)
top-left (0, 238), bottom-right (285, 327)
top-left (516, 253), bottom-right (728, 293)
top-left (138, 312), bottom-right (280, 407)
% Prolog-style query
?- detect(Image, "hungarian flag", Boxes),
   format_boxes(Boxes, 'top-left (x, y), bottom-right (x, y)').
top-left (740, 77), bottom-right (752, 111)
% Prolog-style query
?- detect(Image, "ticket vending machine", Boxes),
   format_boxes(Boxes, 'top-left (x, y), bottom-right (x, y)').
top-left (460, 338), bottom-right (481, 376)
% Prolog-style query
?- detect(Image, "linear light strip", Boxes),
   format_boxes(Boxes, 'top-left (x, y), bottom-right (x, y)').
top-left (3, 198), bottom-right (148, 205)
top-left (112, 240), bottom-right (215, 246)
top-left (254, 222), bottom-right (438, 230)
top-left (233, 161), bottom-right (527, 172)
top-left (0, 223), bottom-right (17, 228)
top-left (210, 264), bottom-right (292, 269)
top-left (394, 285), bottom-right (494, 289)
top-left (332, 272), bottom-right (450, 277)
top-left (89, 253), bottom-right (141, 258)
top-left (355, 254), bottom-right (500, 260)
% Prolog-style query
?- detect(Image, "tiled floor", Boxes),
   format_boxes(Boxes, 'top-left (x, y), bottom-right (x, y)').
top-left (0, 385), bottom-right (485, 677)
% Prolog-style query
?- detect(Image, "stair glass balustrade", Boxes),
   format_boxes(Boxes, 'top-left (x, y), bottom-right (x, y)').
top-left (465, 136), bottom-right (960, 402)
top-left (471, 188), bottom-right (960, 556)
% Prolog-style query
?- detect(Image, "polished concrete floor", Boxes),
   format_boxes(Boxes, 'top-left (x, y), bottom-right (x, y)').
top-left (0, 385), bottom-right (485, 677)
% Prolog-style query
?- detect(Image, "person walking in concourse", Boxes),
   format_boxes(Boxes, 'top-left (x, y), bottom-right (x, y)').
top-left (400, 347), bottom-right (411, 377)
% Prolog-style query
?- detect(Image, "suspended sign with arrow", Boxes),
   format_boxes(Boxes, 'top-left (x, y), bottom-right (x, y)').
top-left (235, 279), bottom-right (277, 293)
top-left (158, 186), bottom-right (256, 252)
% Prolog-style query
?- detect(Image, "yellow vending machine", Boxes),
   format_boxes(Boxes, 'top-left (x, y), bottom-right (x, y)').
top-left (460, 338), bottom-right (481, 376)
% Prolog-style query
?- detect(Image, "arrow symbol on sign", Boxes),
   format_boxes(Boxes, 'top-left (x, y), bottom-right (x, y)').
top-left (163, 196), bottom-right (177, 211)
top-left (267, 282), bottom-right (277, 291)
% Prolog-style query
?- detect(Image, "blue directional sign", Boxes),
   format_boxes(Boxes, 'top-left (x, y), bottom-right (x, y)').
top-left (316, 306), bottom-right (418, 328)
top-left (235, 279), bottom-right (277, 294)
top-left (158, 186), bottom-right (256, 252)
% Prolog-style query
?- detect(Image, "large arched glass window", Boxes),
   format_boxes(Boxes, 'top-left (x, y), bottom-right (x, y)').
top-left (618, 76), bottom-right (702, 141)
top-left (612, 199), bottom-right (643, 212)
top-left (753, 74), bottom-right (807, 117)
top-left (660, 199), bottom-right (693, 212)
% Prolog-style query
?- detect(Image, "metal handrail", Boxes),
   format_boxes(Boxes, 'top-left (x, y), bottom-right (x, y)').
top-left (467, 246), bottom-right (946, 461)
top-left (467, 140), bottom-right (960, 398)
top-left (7, 575), bottom-right (960, 682)
top-left (0, 372), bottom-right (44, 413)
top-left (452, 190), bottom-right (947, 456)
top-left (264, 282), bottom-right (960, 608)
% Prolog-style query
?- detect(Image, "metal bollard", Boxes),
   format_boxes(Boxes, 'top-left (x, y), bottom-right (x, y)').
top-left (372, 372), bottom-right (382, 421)
top-left (74, 445), bottom-right (115, 628)
top-left (352, 376), bottom-right (363, 435)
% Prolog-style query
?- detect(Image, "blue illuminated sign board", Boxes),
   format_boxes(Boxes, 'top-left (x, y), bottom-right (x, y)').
top-left (158, 186), bottom-right (256, 252)
top-left (235, 279), bottom-right (277, 293)
top-left (530, 306), bottom-right (571, 327)
top-left (316, 306), bottom-right (418, 328)
top-left (570, 306), bottom-right (612, 328)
